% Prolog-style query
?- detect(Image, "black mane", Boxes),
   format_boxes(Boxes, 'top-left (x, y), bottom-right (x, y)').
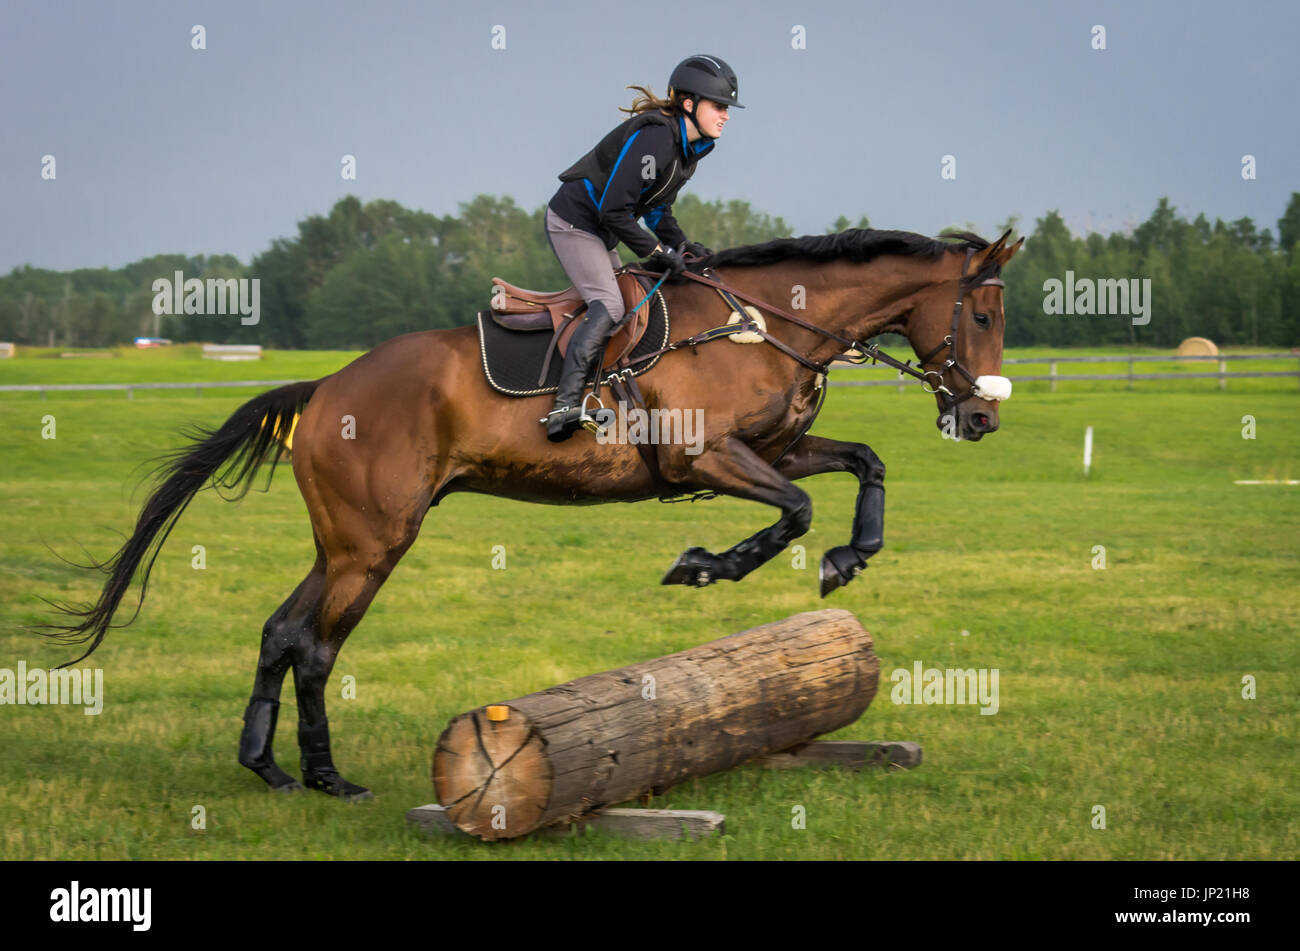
top-left (700, 228), bottom-right (1001, 287)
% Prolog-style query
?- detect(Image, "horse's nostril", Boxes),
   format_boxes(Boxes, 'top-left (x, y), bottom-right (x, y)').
top-left (973, 413), bottom-right (989, 428)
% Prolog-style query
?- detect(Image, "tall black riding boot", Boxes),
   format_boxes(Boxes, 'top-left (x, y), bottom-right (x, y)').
top-left (543, 300), bottom-right (616, 442)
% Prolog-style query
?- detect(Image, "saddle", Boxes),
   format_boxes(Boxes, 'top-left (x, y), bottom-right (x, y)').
top-left (488, 270), bottom-right (653, 371)
top-left (476, 272), bottom-right (670, 398)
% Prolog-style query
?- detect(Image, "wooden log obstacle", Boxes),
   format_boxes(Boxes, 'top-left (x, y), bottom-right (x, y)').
top-left (412, 609), bottom-right (921, 842)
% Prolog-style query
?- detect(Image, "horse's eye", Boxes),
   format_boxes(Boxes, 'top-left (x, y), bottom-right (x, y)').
top-left (974, 312), bottom-right (990, 328)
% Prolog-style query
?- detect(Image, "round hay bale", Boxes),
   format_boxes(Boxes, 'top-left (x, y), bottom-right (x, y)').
top-left (1177, 336), bottom-right (1219, 360)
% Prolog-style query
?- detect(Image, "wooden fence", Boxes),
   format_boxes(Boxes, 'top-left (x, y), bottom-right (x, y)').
top-left (2, 353), bottom-right (1297, 399)
top-left (0, 380), bottom-right (297, 399)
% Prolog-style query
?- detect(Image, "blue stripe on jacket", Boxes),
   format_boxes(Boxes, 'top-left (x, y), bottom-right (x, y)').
top-left (596, 129), bottom-right (643, 211)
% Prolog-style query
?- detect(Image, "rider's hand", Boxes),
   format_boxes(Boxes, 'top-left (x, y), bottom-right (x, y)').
top-left (648, 245), bottom-right (687, 277)
top-left (683, 241), bottom-right (713, 259)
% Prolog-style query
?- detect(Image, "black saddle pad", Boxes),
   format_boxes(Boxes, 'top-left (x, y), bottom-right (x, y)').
top-left (476, 285), bottom-right (670, 397)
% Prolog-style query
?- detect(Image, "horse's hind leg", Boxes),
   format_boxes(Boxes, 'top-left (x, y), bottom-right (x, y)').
top-left (289, 506), bottom-right (427, 800)
top-left (238, 559), bottom-right (327, 792)
top-left (265, 346), bottom-right (453, 799)
top-left (291, 561), bottom-right (388, 800)
top-left (238, 525), bottom-right (420, 800)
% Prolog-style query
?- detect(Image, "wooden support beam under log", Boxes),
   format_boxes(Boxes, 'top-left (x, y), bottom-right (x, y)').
top-left (432, 609), bottom-right (881, 841)
top-left (408, 804), bottom-right (727, 841)
top-left (756, 739), bottom-right (922, 770)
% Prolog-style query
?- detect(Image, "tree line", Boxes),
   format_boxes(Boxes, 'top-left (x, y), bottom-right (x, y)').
top-left (2, 192), bottom-right (1297, 350)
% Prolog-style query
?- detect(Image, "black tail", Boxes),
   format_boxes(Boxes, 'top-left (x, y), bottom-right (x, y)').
top-left (38, 379), bottom-right (324, 668)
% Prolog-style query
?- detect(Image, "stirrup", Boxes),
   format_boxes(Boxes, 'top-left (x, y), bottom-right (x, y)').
top-left (578, 392), bottom-right (607, 435)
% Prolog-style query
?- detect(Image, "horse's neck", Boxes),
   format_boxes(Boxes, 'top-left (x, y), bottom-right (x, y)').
top-left (733, 259), bottom-right (939, 367)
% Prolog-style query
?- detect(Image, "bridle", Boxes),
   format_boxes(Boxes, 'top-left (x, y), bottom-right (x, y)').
top-left (909, 247), bottom-right (1006, 412)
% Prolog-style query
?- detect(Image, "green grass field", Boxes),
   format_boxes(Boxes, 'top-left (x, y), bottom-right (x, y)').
top-left (1, 346), bottom-right (1297, 859)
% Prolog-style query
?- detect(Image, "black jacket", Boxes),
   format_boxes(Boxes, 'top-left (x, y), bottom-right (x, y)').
top-left (549, 111), bottom-right (714, 258)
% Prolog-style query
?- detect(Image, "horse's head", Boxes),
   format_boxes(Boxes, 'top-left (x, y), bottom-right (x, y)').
top-left (909, 230), bottom-right (1024, 441)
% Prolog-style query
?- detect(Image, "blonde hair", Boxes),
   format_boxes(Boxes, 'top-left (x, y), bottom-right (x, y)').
top-left (619, 84), bottom-right (685, 117)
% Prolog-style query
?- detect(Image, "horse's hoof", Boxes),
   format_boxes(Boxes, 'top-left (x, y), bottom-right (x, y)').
top-left (303, 771), bottom-right (373, 801)
top-left (244, 758), bottom-right (306, 793)
top-left (819, 546), bottom-right (866, 598)
top-left (661, 547), bottom-right (716, 587)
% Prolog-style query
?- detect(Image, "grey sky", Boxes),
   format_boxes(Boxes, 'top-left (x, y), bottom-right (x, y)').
top-left (2, 0), bottom-right (1296, 272)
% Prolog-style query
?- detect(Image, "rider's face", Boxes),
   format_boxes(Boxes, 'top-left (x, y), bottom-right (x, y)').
top-left (688, 98), bottom-right (729, 138)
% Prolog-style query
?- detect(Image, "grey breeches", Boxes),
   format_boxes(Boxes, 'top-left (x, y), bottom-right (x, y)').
top-left (544, 207), bottom-right (626, 324)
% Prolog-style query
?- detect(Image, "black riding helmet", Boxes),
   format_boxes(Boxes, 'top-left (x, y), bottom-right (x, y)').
top-left (669, 54), bottom-right (744, 140)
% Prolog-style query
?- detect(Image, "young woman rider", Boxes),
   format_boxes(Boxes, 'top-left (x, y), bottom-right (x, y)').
top-left (540, 54), bottom-right (742, 441)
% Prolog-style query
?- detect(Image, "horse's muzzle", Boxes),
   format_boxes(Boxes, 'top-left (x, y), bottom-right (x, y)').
top-left (943, 375), bottom-right (1010, 441)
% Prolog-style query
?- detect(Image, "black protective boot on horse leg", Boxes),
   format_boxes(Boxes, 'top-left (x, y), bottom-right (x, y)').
top-left (298, 718), bottom-right (371, 801)
top-left (237, 568), bottom-right (322, 793)
top-left (818, 480), bottom-right (884, 596)
top-left (663, 497), bottom-right (813, 587)
top-left (290, 633), bottom-right (375, 801)
top-left (238, 697), bottom-right (304, 792)
top-left (543, 300), bottom-right (616, 441)
top-left (769, 434), bottom-right (888, 596)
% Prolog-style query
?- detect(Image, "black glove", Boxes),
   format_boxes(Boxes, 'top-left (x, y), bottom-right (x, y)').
top-left (683, 241), bottom-right (713, 259)
top-left (647, 245), bottom-right (687, 277)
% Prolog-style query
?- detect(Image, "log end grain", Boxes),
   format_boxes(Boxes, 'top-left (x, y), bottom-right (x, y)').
top-left (432, 705), bottom-right (552, 841)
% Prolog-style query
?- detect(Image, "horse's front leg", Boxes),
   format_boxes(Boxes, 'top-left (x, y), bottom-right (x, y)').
top-left (661, 437), bottom-right (812, 587)
top-left (771, 434), bottom-right (886, 596)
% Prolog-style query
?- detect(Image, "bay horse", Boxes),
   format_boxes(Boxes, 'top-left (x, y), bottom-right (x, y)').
top-left (43, 227), bottom-right (1023, 799)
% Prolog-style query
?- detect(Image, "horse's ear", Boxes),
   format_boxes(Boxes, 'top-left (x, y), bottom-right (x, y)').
top-left (981, 229), bottom-right (1011, 263)
top-left (996, 235), bottom-right (1026, 266)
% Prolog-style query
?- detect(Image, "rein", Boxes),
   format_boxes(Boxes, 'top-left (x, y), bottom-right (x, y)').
top-left (617, 247), bottom-right (1004, 410)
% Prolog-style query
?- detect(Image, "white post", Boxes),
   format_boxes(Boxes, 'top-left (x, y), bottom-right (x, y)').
top-left (1083, 426), bottom-right (1094, 478)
